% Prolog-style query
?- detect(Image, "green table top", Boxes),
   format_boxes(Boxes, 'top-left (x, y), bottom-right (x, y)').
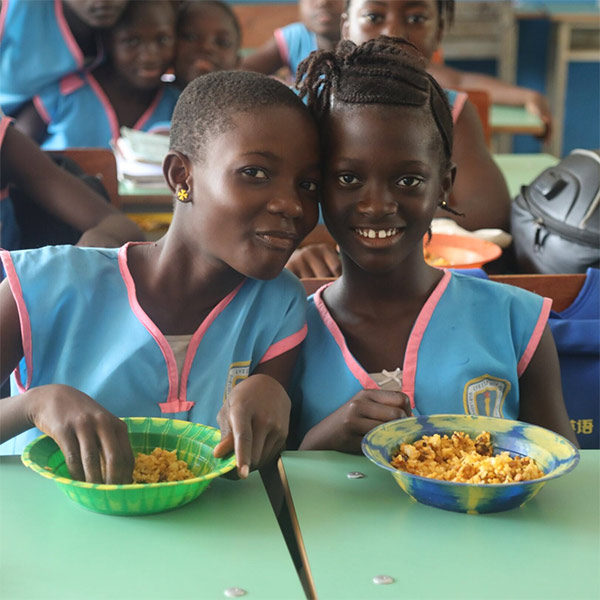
top-left (494, 152), bottom-right (559, 198)
top-left (0, 456), bottom-right (304, 600)
top-left (281, 450), bottom-right (599, 600)
top-left (490, 105), bottom-right (545, 135)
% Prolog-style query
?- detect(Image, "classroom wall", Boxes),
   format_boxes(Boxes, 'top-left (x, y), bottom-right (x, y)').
top-left (229, 0), bottom-right (600, 156)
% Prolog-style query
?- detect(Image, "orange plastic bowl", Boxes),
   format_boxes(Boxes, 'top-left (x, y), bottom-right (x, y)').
top-left (424, 234), bottom-right (502, 269)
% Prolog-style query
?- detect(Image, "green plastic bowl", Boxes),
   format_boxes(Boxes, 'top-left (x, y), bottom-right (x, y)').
top-left (21, 417), bottom-right (236, 516)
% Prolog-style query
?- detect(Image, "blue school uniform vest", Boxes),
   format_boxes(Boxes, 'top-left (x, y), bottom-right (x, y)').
top-left (0, 0), bottom-right (102, 115)
top-left (0, 244), bottom-right (308, 454)
top-left (291, 271), bottom-right (550, 441)
top-left (34, 73), bottom-right (180, 150)
top-left (274, 22), bottom-right (317, 78)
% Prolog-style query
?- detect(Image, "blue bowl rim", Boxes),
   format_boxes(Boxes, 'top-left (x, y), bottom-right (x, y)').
top-left (21, 417), bottom-right (236, 491)
top-left (361, 415), bottom-right (580, 488)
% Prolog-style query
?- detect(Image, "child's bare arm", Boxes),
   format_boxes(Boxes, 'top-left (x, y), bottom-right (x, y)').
top-left (518, 324), bottom-right (579, 446)
top-left (2, 123), bottom-right (144, 246)
top-left (0, 280), bottom-right (134, 482)
top-left (299, 390), bottom-right (411, 453)
top-left (448, 99), bottom-right (511, 231)
top-left (13, 101), bottom-right (48, 145)
top-left (240, 38), bottom-right (285, 75)
top-left (429, 63), bottom-right (552, 140)
top-left (213, 349), bottom-right (299, 477)
top-left (286, 243), bottom-right (341, 278)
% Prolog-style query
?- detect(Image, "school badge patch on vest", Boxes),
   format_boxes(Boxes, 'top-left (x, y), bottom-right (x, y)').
top-left (463, 375), bottom-right (511, 417)
top-left (224, 361), bottom-right (251, 400)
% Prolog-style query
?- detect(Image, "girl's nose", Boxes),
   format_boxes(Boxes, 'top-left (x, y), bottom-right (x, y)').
top-left (356, 188), bottom-right (397, 217)
top-left (267, 189), bottom-right (304, 219)
top-left (382, 15), bottom-right (405, 39)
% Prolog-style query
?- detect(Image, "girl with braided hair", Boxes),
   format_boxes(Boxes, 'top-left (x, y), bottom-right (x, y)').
top-left (290, 36), bottom-right (577, 452)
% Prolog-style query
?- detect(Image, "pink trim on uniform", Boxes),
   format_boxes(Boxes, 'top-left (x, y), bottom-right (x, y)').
top-left (86, 72), bottom-right (120, 141)
top-left (259, 323), bottom-right (307, 364)
top-left (60, 72), bottom-right (86, 95)
top-left (178, 280), bottom-right (246, 404)
top-left (158, 400), bottom-right (195, 413)
top-left (0, 251), bottom-right (33, 392)
top-left (452, 91), bottom-right (468, 124)
top-left (313, 283), bottom-right (379, 391)
top-left (118, 242), bottom-right (180, 403)
top-left (54, 0), bottom-right (84, 69)
top-left (133, 87), bottom-right (164, 131)
top-left (0, 116), bottom-right (10, 198)
top-left (0, 0), bottom-right (9, 42)
top-left (517, 296), bottom-right (552, 377)
top-left (32, 96), bottom-right (52, 125)
top-left (402, 270), bottom-right (452, 409)
top-left (274, 28), bottom-right (290, 66)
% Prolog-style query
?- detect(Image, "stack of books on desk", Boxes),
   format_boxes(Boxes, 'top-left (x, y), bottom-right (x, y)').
top-left (112, 127), bottom-right (169, 188)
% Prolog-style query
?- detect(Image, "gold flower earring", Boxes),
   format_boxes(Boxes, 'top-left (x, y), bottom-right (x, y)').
top-left (177, 187), bottom-right (190, 202)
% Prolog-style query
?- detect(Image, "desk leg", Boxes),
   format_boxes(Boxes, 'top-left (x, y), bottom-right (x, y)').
top-left (546, 21), bottom-right (571, 157)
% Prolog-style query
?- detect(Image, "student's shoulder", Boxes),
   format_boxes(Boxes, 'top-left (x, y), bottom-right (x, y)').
top-left (276, 22), bottom-right (311, 37)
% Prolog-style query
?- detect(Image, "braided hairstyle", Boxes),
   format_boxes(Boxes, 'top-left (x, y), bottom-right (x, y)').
top-left (296, 35), bottom-right (454, 163)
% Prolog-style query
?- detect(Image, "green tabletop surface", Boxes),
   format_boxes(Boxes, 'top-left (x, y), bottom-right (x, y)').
top-left (281, 450), bottom-right (599, 600)
top-left (490, 105), bottom-right (545, 134)
top-left (494, 152), bottom-right (559, 198)
top-left (0, 456), bottom-right (304, 600)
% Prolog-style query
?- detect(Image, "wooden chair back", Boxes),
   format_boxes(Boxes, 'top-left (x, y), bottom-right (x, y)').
top-left (301, 273), bottom-right (586, 312)
top-left (48, 148), bottom-right (119, 207)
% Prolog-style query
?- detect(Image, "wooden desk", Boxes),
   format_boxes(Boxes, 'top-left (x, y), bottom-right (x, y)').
top-left (280, 450), bottom-right (599, 600)
top-left (493, 152), bottom-right (559, 197)
top-left (517, 2), bottom-right (600, 156)
top-left (0, 456), bottom-right (305, 600)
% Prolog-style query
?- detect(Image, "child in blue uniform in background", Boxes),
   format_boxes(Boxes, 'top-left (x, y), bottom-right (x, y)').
top-left (0, 0), bottom-right (129, 115)
top-left (241, 0), bottom-right (344, 79)
top-left (173, 0), bottom-right (241, 89)
top-left (0, 70), bottom-right (321, 483)
top-left (289, 36), bottom-right (577, 451)
top-left (15, 0), bottom-right (179, 149)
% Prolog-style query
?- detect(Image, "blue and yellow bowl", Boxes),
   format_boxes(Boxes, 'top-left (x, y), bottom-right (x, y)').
top-left (21, 417), bottom-right (236, 516)
top-left (361, 415), bottom-right (579, 514)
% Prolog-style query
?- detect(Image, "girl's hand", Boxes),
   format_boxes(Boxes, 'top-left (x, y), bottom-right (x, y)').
top-left (286, 243), bottom-right (342, 278)
top-left (26, 384), bottom-right (134, 484)
top-left (213, 374), bottom-right (291, 478)
top-left (299, 390), bottom-right (412, 453)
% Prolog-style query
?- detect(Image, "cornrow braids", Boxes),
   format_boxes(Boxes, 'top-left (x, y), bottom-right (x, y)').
top-left (296, 35), bottom-right (453, 161)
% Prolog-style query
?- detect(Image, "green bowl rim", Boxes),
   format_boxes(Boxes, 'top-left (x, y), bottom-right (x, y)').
top-left (361, 415), bottom-right (580, 488)
top-left (21, 417), bottom-right (237, 490)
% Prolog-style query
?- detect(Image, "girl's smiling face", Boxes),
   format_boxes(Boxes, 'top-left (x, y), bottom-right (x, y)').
top-left (322, 103), bottom-right (452, 274)
top-left (175, 2), bottom-right (240, 88)
top-left (108, 2), bottom-right (175, 91)
top-left (179, 106), bottom-right (321, 280)
top-left (342, 0), bottom-right (442, 61)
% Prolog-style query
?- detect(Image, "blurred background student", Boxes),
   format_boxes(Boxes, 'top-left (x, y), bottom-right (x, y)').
top-left (173, 0), bottom-right (241, 89)
top-left (1, 113), bottom-right (144, 252)
top-left (241, 0), bottom-right (344, 80)
top-left (14, 0), bottom-right (179, 149)
top-left (0, 0), bottom-right (129, 116)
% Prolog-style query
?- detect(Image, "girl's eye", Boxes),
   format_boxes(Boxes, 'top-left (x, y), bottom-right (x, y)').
top-left (300, 181), bottom-right (318, 193)
top-left (216, 37), bottom-right (233, 49)
top-left (158, 35), bottom-right (174, 45)
top-left (407, 14), bottom-right (428, 25)
top-left (242, 167), bottom-right (268, 179)
top-left (123, 37), bottom-right (140, 48)
top-left (397, 176), bottom-right (423, 188)
top-left (363, 12), bottom-right (384, 24)
top-left (338, 174), bottom-right (359, 186)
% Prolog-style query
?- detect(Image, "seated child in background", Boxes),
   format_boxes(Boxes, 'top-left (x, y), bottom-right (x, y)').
top-left (241, 0), bottom-right (345, 80)
top-left (0, 0), bottom-right (129, 115)
top-left (0, 112), bottom-right (144, 251)
top-left (290, 36), bottom-right (577, 451)
top-left (0, 70), bottom-right (322, 483)
top-left (14, 0), bottom-right (180, 149)
top-left (286, 0), bottom-right (512, 278)
top-left (173, 0), bottom-right (241, 89)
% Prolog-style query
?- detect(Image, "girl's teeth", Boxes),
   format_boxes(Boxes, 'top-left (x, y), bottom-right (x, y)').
top-left (357, 228), bottom-right (398, 239)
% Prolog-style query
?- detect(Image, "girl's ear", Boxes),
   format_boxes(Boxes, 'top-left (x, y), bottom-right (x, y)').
top-left (163, 150), bottom-right (192, 193)
top-left (440, 162), bottom-right (456, 202)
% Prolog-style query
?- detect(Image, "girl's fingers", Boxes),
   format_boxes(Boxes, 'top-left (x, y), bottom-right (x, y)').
top-left (100, 425), bottom-right (134, 484)
top-left (77, 426), bottom-right (104, 483)
top-left (213, 431), bottom-right (234, 458)
top-left (57, 429), bottom-right (86, 482)
top-left (227, 408), bottom-right (252, 479)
